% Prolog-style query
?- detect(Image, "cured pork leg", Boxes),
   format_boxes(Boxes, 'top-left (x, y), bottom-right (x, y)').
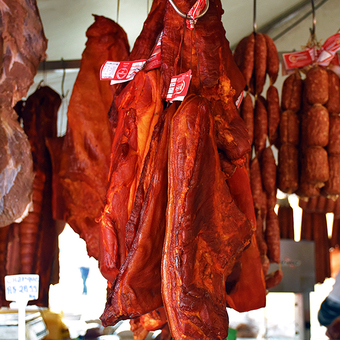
top-left (99, 69), bottom-right (163, 282)
top-left (162, 95), bottom-right (253, 339)
top-left (100, 103), bottom-right (177, 326)
top-left (0, 0), bottom-right (47, 227)
top-left (56, 16), bottom-right (129, 259)
top-left (0, 0), bottom-right (47, 104)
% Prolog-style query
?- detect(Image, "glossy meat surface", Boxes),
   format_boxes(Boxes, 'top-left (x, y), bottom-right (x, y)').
top-left (100, 103), bottom-right (176, 325)
top-left (98, 69), bottom-right (163, 282)
top-left (162, 95), bottom-right (253, 339)
top-left (57, 16), bottom-right (129, 259)
top-left (161, 0), bottom-right (245, 102)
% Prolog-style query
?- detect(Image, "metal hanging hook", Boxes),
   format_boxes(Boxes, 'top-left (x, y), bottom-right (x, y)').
top-left (116, 0), bottom-right (120, 23)
top-left (253, 0), bottom-right (257, 33)
top-left (168, 0), bottom-right (209, 20)
top-left (310, 0), bottom-right (316, 37)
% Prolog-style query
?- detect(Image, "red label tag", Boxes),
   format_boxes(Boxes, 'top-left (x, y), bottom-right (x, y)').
top-left (186, 0), bottom-right (206, 30)
top-left (100, 60), bottom-right (146, 84)
top-left (330, 52), bottom-right (340, 66)
top-left (317, 33), bottom-right (340, 66)
top-left (145, 32), bottom-right (163, 71)
top-left (283, 48), bottom-right (315, 70)
top-left (166, 70), bottom-right (192, 102)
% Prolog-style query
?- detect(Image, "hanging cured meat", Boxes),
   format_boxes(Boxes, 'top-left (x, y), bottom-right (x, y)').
top-left (0, 0), bottom-right (47, 227)
top-left (161, 0), bottom-right (246, 102)
top-left (162, 95), bottom-right (252, 339)
top-left (97, 0), bottom-right (266, 338)
top-left (233, 30), bottom-right (282, 291)
top-left (98, 69), bottom-right (163, 282)
top-left (225, 166), bottom-right (266, 312)
top-left (51, 15), bottom-right (130, 259)
top-left (101, 103), bottom-right (176, 325)
top-left (0, 86), bottom-right (62, 307)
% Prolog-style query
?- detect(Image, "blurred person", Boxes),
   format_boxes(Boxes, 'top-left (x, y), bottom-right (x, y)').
top-left (318, 271), bottom-right (340, 339)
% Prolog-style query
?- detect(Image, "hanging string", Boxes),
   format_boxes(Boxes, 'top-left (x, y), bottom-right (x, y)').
top-left (193, 23), bottom-right (201, 88)
top-left (304, 0), bottom-right (321, 49)
top-left (59, 59), bottom-right (70, 137)
top-left (190, 29), bottom-right (193, 71)
top-left (147, 0), bottom-right (149, 15)
top-left (179, 15), bottom-right (187, 75)
top-left (59, 95), bottom-right (69, 137)
top-left (116, 0), bottom-right (120, 23)
top-left (42, 59), bottom-right (47, 85)
top-left (61, 58), bottom-right (69, 99)
top-left (253, 0), bottom-right (257, 33)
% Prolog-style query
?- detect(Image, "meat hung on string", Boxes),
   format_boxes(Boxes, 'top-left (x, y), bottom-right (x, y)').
top-left (0, 0), bottom-right (47, 228)
top-left (94, 0), bottom-right (278, 339)
top-left (0, 0), bottom-right (59, 308)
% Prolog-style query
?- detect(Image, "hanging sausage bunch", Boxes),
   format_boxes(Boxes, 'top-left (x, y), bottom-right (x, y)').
top-left (233, 32), bottom-right (282, 288)
top-left (278, 47), bottom-right (340, 199)
top-left (278, 65), bottom-right (340, 198)
top-left (276, 31), bottom-right (340, 283)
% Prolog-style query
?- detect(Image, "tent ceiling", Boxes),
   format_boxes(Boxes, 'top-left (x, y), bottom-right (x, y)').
top-left (32, 0), bottom-right (340, 121)
top-left (36, 0), bottom-right (339, 62)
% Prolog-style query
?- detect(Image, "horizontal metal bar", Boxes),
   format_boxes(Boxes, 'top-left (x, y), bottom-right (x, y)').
top-left (38, 59), bottom-right (81, 71)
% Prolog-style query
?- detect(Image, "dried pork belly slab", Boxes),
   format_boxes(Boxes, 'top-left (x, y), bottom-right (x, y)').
top-left (162, 95), bottom-right (253, 340)
top-left (98, 69), bottom-right (163, 283)
top-left (57, 16), bottom-right (129, 259)
top-left (100, 103), bottom-right (177, 327)
top-left (161, 0), bottom-right (250, 164)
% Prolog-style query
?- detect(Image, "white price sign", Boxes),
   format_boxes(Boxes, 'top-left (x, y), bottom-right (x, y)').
top-left (5, 274), bottom-right (39, 302)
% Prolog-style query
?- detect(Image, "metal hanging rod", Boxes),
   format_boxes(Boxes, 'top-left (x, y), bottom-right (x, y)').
top-left (310, 0), bottom-right (316, 37)
top-left (38, 59), bottom-right (81, 71)
top-left (253, 0), bottom-right (257, 33)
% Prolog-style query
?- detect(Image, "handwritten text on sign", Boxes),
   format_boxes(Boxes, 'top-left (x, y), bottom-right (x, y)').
top-left (5, 274), bottom-right (39, 301)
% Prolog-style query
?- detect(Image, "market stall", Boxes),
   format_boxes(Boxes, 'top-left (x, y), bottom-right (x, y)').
top-left (1, 0), bottom-right (340, 339)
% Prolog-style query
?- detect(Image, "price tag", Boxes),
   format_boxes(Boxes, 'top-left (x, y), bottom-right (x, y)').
top-left (166, 70), bottom-right (192, 102)
top-left (282, 48), bottom-right (315, 71)
top-left (5, 274), bottom-right (39, 302)
top-left (317, 33), bottom-right (340, 66)
top-left (100, 59), bottom-right (146, 84)
top-left (186, 0), bottom-right (206, 29)
top-left (145, 32), bottom-right (163, 71)
top-left (5, 274), bottom-right (39, 340)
